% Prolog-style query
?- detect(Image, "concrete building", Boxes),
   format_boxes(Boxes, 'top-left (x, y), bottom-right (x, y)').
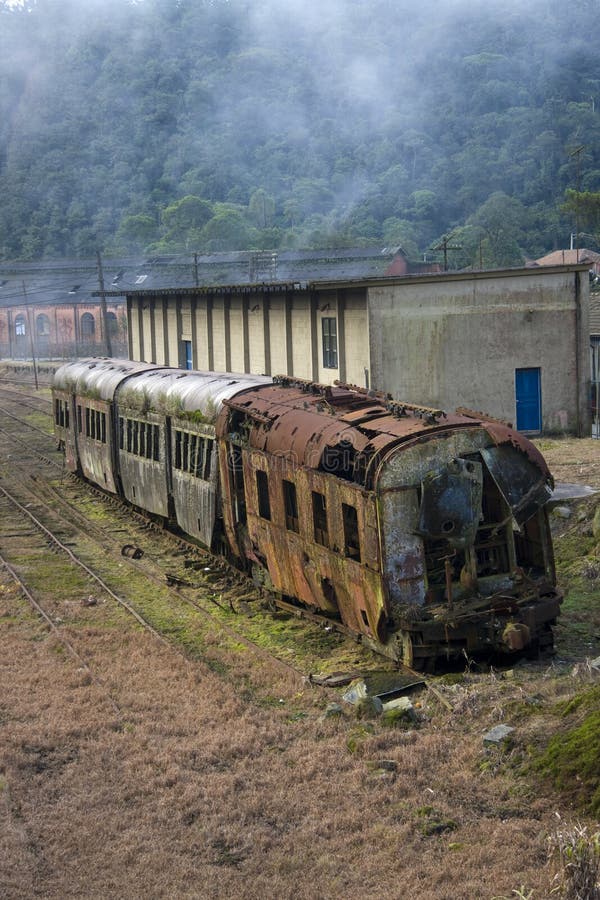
top-left (110, 256), bottom-right (590, 436)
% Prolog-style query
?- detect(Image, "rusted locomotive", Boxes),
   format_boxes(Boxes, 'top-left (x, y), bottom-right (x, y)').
top-left (53, 358), bottom-right (562, 669)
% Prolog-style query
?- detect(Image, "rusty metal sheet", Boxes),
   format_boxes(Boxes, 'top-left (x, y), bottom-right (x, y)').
top-left (418, 457), bottom-right (483, 549)
top-left (484, 421), bottom-right (553, 485)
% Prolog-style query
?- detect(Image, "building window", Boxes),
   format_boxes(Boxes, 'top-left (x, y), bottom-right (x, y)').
top-left (312, 491), bottom-right (328, 546)
top-left (342, 503), bottom-right (361, 561)
top-left (256, 470), bottom-right (271, 520)
top-left (322, 317), bottom-right (338, 369)
top-left (283, 479), bottom-right (299, 533)
top-left (81, 312), bottom-right (95, 338)
top-left (36, 314), bottom-right (51, 336)
top-left (107, 311), bottom-right (119, 336)
top-left (15, 315), bottom-right (26, 337)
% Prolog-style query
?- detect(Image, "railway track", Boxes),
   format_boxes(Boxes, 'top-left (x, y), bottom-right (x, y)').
top-left (0, 384), bottom-right (380, 693)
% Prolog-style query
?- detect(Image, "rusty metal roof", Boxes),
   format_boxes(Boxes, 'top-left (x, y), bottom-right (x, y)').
top-left (216, 381), bottom-right (474, 482)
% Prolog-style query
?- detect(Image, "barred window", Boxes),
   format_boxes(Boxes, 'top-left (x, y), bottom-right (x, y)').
top-left (83, 406), bottom-right (107, 444)
top-left (173, 429), bottom-right (213, 480)
top-left (54, 398), bottom-right (70, 429)
top-left (322, 317), bottom-right (338, 369)
top-left (122, 418), bottom-right (160, 461)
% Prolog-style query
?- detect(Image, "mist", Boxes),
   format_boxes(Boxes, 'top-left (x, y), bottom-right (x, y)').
top-left (0, 0), bottom-right (597, 264)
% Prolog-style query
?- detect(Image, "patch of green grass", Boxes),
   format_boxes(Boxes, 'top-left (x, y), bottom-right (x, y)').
top-left (415, 806), bottom-right (457, 837)
top-left (532, 686), bottom-right (600, 815)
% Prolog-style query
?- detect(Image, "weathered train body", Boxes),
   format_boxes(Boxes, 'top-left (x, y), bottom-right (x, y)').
top-left (53, 358), bottom-right (562, 668)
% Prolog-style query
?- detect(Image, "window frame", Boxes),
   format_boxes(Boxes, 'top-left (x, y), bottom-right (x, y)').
top-left (321, 316), bottom-right (338, 369)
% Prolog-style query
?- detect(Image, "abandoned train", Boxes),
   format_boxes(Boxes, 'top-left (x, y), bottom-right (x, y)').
top-left (52, 358), bottom-right (562, 669)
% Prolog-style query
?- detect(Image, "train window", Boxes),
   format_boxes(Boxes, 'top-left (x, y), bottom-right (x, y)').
top-left (203, 439), bottom-right (213, 479)
top-left (85, 407), bottom-right (90, 437)
top-left (174, 429), bottom-right (210, 477)
top-left (122, 418), bottom-right (158, 459)
top-left (189, 435), bottom-right (199, 475)
top-left (54, 399), bottom-right (69, 429)
top-left (182, 432), bottom-right (189, 471)
top-left (312, 491), bottom-right (329, 546)
top-left (283, 480), bottom-right (299, 533)
top-left (256, 470), bottom-right (271, 520)
top-left (100, 412), bottom-right (106, 444)
top-left (342, 503), bottom-right (361, 561)
top-left (77, 405), bottom-right (82, 434)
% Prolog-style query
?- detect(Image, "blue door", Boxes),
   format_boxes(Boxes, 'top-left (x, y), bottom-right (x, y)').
top-left (183, 340), bottom-right (193, 370)
top-left (515, 367), bottom-right (541, 432)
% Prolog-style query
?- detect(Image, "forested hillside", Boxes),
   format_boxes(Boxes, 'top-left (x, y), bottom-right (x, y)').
top-left (1, 0), bottom-right (600, 267)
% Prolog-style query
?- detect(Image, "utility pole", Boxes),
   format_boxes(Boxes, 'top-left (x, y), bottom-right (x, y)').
top-left (432, 234), bottom-right (462, 271)
top-left (96, 250), bottom-right (112, 357)
top-left (569, 145), bottom-right (585, 263)
top-left (22, 281), bottom-right (39, 390)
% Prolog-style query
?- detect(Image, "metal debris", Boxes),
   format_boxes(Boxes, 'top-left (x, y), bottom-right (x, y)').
top-left (121, 544), bottom-right (144, 559)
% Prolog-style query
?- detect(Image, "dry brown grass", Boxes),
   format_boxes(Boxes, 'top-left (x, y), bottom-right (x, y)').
top-left (2, 563), bottom-right (596, 900)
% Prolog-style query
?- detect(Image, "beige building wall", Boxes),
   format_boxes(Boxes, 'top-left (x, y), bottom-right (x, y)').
top-left (165, 305), bottom-right (179, 366)
top-left (193, 302), bottom-right (210, 369)
top-left (269, 297), bottom-right (287, 376)
top-left (229, 297), bottom-right (245, 372)
top-left (343, 292), bottom-right (369, 387)
top-left (247, 303), bottom-right (266, 374)
top-left (153, 301), bottom-right (166, 364)
top-left (212, 298), bottom-right (227, 372)
top-left (291, 296), bottom-right (312, 379)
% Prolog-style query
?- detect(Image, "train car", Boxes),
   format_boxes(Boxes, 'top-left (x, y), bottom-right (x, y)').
top-left (53, 358), bottom-right (153, 493)
top-left (53, 358), bottom-right (562, 669)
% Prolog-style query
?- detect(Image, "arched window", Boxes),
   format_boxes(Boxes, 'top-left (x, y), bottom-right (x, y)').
top-left (107, 311), bottom-right (118, 336)
top-left (15, 315), bottom-right (26, 337)
top-left (81, 312), bottom-right (96, 338)
top-left (36, 314), bottom-right (51, 336)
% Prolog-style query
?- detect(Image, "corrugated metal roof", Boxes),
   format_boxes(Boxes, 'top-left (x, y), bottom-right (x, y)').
top-left (0, 248), bottom-right (406, 309)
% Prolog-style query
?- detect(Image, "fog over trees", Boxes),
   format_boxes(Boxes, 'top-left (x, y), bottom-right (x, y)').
top-left (1, 0), bottom-right (599, 267)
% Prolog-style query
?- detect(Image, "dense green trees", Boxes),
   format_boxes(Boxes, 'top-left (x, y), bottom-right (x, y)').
top-left (1, 0), bottom-right (599, 268)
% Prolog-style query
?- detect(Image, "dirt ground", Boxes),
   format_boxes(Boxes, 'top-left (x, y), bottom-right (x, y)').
top-left (0, 410), bottom-right (599, 898)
